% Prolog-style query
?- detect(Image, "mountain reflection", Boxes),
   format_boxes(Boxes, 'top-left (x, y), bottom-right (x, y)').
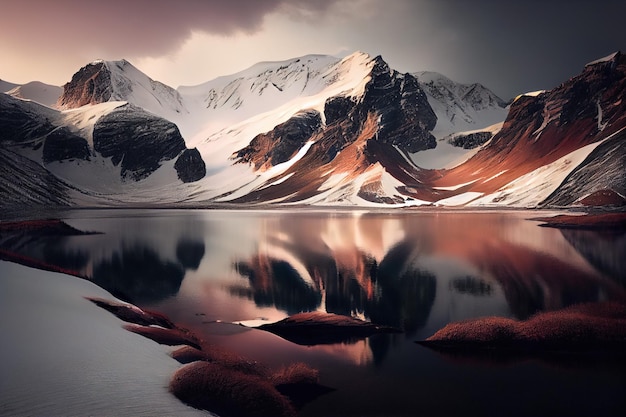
top-left (234, 257), bottom-right (322, 315)
top-left (0, 218), bottom-right (206, 304)
top-left (450, 276), bottom-right (493, 296)
top-left (231, 211), bottom-right (626, 329)
top-left (92, 246), bottom-right (185, 303)
top-left (176, 239), bottom-right (205, 270)
top-left (559, 228), bottom-right (626, 287)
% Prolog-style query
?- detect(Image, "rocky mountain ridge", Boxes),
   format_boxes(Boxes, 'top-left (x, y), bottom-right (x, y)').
top-left (1, 51), bottom-right (624, 209)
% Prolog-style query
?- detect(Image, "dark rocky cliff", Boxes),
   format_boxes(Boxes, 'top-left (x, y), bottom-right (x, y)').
top-left (93, 104), bottom-right (197, 182)
top-left (56, 61), bottom-right (113, 109)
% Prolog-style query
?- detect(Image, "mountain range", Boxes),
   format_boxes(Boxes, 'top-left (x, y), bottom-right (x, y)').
top-left (1, 51), bottom-right (624, 209)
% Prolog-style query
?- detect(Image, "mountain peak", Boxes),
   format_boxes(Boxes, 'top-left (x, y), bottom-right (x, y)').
top-left (57, 58), bottom-right (186, 116)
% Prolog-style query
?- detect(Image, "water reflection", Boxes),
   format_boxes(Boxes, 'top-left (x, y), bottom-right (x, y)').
top-left (560, 228), bottom-right (626, 287)
top-left (92, 245), bottom-right (186, 303)
top-left (2, 210), bottom-right (625, 346)
top-left (234, 258), bottom-right (322, 315)
top-left (0, 214), bottom-right (206, 304)
top-left (229, 211), bottom-right (625, 328)
top-left (449, 276), bottom-right (493, 296)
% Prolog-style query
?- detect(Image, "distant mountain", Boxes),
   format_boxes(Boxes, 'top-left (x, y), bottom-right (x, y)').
top-left (1, 51), bottom-right (624, 209)
top-left (414, 71), bottom-right (508, 139)
top-left (0, 79), bottom-right (19, 93)
top-left (1, 80), bottom-right (62, 107)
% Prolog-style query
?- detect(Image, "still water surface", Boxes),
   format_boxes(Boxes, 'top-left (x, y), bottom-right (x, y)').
top-left (9, 209), bottom-right (626, 416)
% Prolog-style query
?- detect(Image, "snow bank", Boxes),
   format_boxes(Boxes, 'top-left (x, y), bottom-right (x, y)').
top-left (0, 261), bottom-right (207, 417)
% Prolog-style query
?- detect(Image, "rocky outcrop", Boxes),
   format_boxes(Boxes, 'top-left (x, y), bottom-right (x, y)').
top-left (174, 148), bottom-right (206, 183)
top-left (255, 311), bottom-right (401, 345)
top-left (358, 57), bottom-right (437, 153)
top-left (448, 131), bottom-right (493, 149)
top-left (56, 61), bottom-right (112, 108)
top-left (42, 127), bottom-right (91, 163)
top-left (0, 147), bottom-right (73, 209)
top-left (0, 93), bottom-right (56, 144)
top-left (236, 110), bottom-right (322, 170)
top-left (92, 104), bottom-right (187, 181)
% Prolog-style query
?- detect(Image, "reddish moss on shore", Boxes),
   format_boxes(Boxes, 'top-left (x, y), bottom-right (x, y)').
top-left (170, 361), bottom-right (297, 417)
top-left (88, 298), bottom-right (329, 416)
top-left (533, 212), bottom-right (626, 229)
top-left (123, 323), bottom-right (202, 350)
top-left (420, 302), bottom-right (626, 352)
top-left (86, 297), bottom-right (175, 328)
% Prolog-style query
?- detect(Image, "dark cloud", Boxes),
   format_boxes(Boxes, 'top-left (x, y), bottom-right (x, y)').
top-left (1, 0), bottom-right (338, 58)
top-left (408, 0), bottom-right (626, 98)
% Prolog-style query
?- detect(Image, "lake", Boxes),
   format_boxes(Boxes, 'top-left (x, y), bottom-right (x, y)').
top-left (2, 208), bottom-right (625, 416)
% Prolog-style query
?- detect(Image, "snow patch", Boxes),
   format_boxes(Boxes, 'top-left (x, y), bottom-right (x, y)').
top-left (435, 192), bottom-right (484, 206)
top-left (0, 261), bottom-right (204, 417)
top-left (596, 99), bottom-right (608, 131)
top-left (585, 52), bottom-right (619, 67)
top-left (433, 179), bottom-right (478, 191)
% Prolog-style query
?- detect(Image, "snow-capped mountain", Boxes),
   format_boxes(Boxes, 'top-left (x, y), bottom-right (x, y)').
top-left (414, 71), bottom-right (508, 139)
top-left (57, 59), bottom-right (187, 118)
top-left (1, 51), bottom-right (624, 209)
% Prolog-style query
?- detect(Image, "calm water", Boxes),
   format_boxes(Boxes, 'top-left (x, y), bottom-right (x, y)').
top-left (4, 209), bottom-right (626, 416)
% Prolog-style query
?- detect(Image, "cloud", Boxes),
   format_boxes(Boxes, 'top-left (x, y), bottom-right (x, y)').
top-left (0, 0), bottom-right (343, 59)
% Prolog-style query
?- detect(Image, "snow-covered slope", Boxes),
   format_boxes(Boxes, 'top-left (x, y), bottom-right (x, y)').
top-left (178, 52), bottom-right (375, 145)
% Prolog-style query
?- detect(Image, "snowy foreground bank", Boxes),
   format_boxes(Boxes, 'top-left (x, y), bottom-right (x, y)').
top-left (0, 261), bottom-right (209, 417)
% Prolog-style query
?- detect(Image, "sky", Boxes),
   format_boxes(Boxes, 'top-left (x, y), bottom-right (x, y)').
top-left (1, 0), bottom-right (625, 99)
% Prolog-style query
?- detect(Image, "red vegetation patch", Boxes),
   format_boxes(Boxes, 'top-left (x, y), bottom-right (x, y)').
top-left (89, 298), bottom-right (329, 415)
top-left (171, 345), bottom-right (269, 377)
top-left (421, 302), bottom-right (626, 352)
top-left (534, 212), bottom-right (626, 229)
top-left (123, 323), bottom-right (201, 350)
top-left (169, 361), bottom-right (296, 417)
top-left (579, 189), bottom-right (626, 206)
top-left (270, 362), bottom-right (320, 387)
top-left (86, 297), bottom-right (174, 328)
top-left (170, 345), bottom-right (209, 364)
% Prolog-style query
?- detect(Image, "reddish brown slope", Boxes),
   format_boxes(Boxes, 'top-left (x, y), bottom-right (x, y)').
top-left (433, 52), bottom-right (626, 198)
